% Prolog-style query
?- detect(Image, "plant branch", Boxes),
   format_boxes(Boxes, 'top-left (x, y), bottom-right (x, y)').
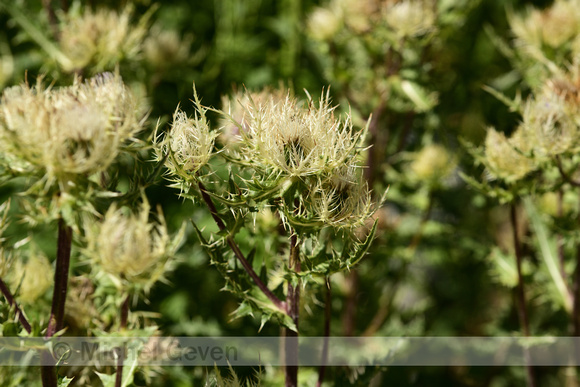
top-left (42, 218), bottom-right (73, 387)
top-left (285, 233), bottom-right (300, 387)
top-left (510, 203), bottom-right (536, 387)
top-left (197, 181), bottom-right (286, 311)
top-left (556, 156), bottom-right (580, 187)
top-left (316, 277), bottom-right (331, 387)
top-left (0, 277), bottom-right (31, 333)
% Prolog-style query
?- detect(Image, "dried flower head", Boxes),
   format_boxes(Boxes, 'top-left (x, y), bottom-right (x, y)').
top-left (59, 5), bottom-right (149, 72)
top-left (86, 200), bottom-right (180, 291)
top-left (0, 73), bottom-right (142, 184)
top-left (483, 127), bottom-right (535, 182)
top-left (236, 89), bottom-right (366, 181)
top-left (157, 91), bottom-right (218, 181)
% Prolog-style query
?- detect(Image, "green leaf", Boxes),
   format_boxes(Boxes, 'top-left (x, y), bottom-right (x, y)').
top-left (524, 197), bottom-right (573, 313)
top-left (57, 376), bottom-right (74, 387)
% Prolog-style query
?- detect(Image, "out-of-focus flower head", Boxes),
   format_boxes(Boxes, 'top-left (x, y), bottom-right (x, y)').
top-left (483, 127), bottom-right (536, 182)
top-left (384, 0), bottom-right (436, 39)
top-left (410, 143), bottom-right (456, 183)
top-left (143, 25), bottom-right (192, 71)
top-left (58, 5), bottom-right (150, 73)
top-left (86, 200), bottom-right (182, 292)
top-left (509, 0), bottom-right (580, 56)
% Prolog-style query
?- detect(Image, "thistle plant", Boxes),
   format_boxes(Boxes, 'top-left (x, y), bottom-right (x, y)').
top-left (0, 71), bottom-right (159, 386)
top-left (156, 86), bottom-right (379, 386)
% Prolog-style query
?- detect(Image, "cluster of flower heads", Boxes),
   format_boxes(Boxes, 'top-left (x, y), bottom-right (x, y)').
top-left (509, 0), bottom-right (580, 58)
top-left (0, 72), bottom-right (143, 186)
top-left (85, 200), bottom-right (182, 292)
top-left (483, 71), bottom-right (580, 182)
top-left (159, 86), bottom-right (376, 231)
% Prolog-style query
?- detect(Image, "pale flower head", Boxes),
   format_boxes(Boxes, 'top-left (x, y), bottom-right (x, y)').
top-left (307, 6), bottom-right (343, 41)
top-left (86, 200), bottom-right (181, 291)
top-left (11, 252), bottom-right (53, 304)
top-left (521, 91), bottom-right (578, 157)
top-left (384, 0), bottom-right (436, 39)
top-left (307, 166), bottom-right (374, 230)
top-left (158, 92), bottom-right (218, 181)
top-left (0, 73), bottom-right (143, 184)
top-left (509, 0), bottom-right (580, 53)
top-left (237, 88), bottom-right (365, 180)
top-left (483, 127), bottom-right (535, 182)
top-left (59, 5), bottom-right (148, 72)
top-left (219, 87), bottom-right (287, 146)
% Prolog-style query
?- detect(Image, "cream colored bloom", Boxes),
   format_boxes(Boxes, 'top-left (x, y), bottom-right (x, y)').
top-left (237, 89), bottom-right (365, 180)
top-left (307, 6), bottom-right (343, 41)
top-left (59, 6), bottom-right (148, 72)
top-left (384, 0), bottom-right (436, 39)
top-left (510, 0), bottom-right (580, 52)
top-left (484, 127), bottom-right (535, 182)
top-left (160, 95), bottom-right (218, 180)
top-left (86, 201), bottom-right (179, 290)
top-left (298, 167), bottom-right (374, 230)
top-left (0, 73), bottom-right (142, 183)
top-left (521, 91), bottom-right (578, 157)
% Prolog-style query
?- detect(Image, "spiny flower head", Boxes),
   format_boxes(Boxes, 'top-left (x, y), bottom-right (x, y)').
top-left (0, 73), bottom-right (143, 184)
top-left (86, 200), bottom-right (181, 291)
top-left (235, 88), bottom-right (366, 182)
top-left (219, 87), bottom-right (288, 146)
top-left (286, 166), bottom-right (375, 231)
top-left (59, 5), bottom-right (149, 73)
top-left (156, 91), bottom-right (218, 182)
